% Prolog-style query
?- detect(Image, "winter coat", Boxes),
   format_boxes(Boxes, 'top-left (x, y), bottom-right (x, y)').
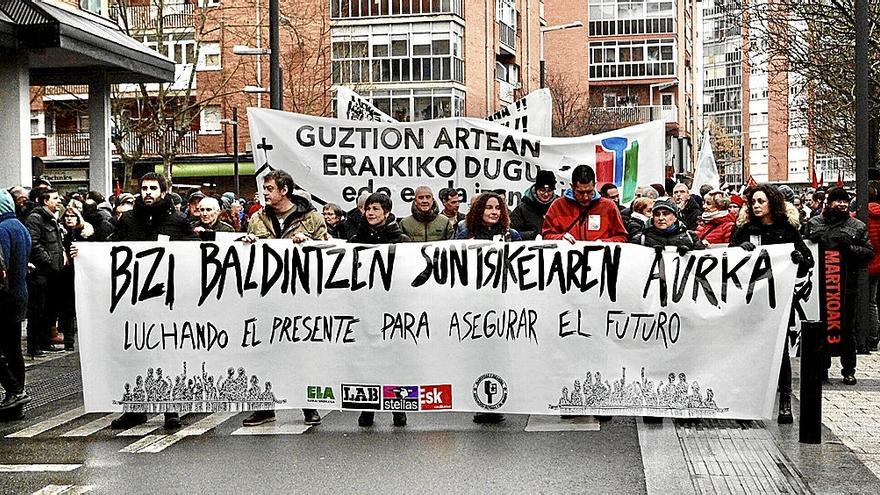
top-left (0, 212), bottom-right (32, 320)
top-left (510, 186), bottom-right (556, 240)
top-left (541, 189), bottom-right (628, 242)
top-left (867, 203), bottom-right (880, 277)
top-left (625, 212), bottom-right (649, 240)
top-left (114, 196), bottom-right (197, 242)
top-left (631, 221), bottom-right (703, 250)
top-left (25, 207), bottom-right (66, 275)
top-left (349, 214), bottom-right (410, 244)
top-left (729, 205), bottom-right (813, 268)
top-left (804, 209), bottom-right (874, 291)
top-left (455, 223), bottom-right (522, 241)
top-left (194, 219), bottom-right (236, 241)
top-left (695, 211), bottom-right (736, 246)
top-left (679, 197), bottom-right (703, 231)
top-left (247, 196), bottom-right (327, 241)
top-left (399, 204), bottom-right (454, 242)
top-left (83, 202), bottom-right (115, 241)
top-left (339, 207), bottom-right (363, 241)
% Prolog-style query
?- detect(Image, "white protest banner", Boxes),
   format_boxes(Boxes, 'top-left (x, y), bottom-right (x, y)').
top-left (335, 87), bottom-right (396, 123)
top-left (486, 88), bottom-right (553, 137)
top-left (248, 109), bottom-right (665, 215)
top-left (76, 240), bottom-right (796, 419)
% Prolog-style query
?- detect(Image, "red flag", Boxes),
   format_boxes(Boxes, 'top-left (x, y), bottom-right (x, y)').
top-left (836, 170), bottom-right (844, 187)
top-left (114, 179), bottom-right (122, 198)
top-left (810, 168), bottom-right (818, 189)
top-left (746, 175), bottom-right (758, 189)
top-left (819, 172), bottom-right (824, 187)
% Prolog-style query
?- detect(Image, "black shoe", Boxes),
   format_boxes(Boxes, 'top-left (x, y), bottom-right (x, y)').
top-left (473, 413), bottom-right (505, 424)
top-left (595, 415), bottom-right (613, 422)
top-left (358, 411), bottom-right (374, 427)
top-left (392, 412), bottom-right (407, 427)
top-left (303, 409), bottom-right (321, 425)
top-left (857, 348), bottom-right (868, 355)
top-left (242, 410), bottom-right (276, 426)
top-left (843, 374), bottom-right (857, 385)
top-left (27, 349), bottom-right (44, 358)
top-left (642, 416), bottom-right (663, 424)
top-left (110, 412), bottom-right (148, 429)
top-left (0, 392), bottom-right (31, 411)
top-left (164, 413), bottom-right (181, 429)
top-left (777, 394), bottom-right (793, 424)
top-left (64, 344), bottom-right (75, 352)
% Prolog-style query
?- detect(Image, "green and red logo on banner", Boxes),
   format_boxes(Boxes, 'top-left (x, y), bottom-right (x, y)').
top-left (596, 137), bottom-right (639, 203)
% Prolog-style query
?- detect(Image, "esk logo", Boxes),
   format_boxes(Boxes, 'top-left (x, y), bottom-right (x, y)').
top-left (473, 373), bottom-right (507, 410)
top-left (419, 384), bottom-right (452, 411)
top-left (341, 383), bottom-right (381, 410)
top-left (382, 385), bottom-right (420, 411)
top-left (306, 386), bottom-right (336, 404)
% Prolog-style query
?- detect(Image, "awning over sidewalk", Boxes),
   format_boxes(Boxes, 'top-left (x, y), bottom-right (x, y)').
top-left (155, 163), bottom-right (256, 178)
top-left (0, 0), bottom-right (175, 84)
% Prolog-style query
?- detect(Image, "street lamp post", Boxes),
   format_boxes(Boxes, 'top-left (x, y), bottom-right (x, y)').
top-left (854, 0), bottom-right (870, 360)
top-left (540, 21), bottom-right (584, 88)
top-left (220, 108), bottom-right (239, 197)
top-left (269, 0), bottom-right (281, 110)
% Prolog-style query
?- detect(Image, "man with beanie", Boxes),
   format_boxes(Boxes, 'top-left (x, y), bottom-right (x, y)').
top-left (110, 173), bottom-right (195, 430)
top-left (399, 186), bottom-right (453, 241)
top-left (0, 189), bottom-right (32, 418)
top-left (541, 165), bottom-right (628, 243)
top-left (804, 187), bottom-right (874, 384)
top-left (511, 170), bottom-right (558, 240)
top-left (631, 198), bottom-right (704, 254)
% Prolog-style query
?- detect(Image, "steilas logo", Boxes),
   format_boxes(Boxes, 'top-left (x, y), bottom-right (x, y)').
top-left (419, 384), bottom-right (452, 410)
top-left (596, 137), bottom-right (639, 203)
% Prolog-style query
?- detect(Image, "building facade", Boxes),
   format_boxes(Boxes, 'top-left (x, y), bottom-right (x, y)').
top-left (543, 0), bottom-right (700, 175)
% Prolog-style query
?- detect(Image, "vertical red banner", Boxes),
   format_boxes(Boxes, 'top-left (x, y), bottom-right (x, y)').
top-left (819, 248), bottom-right (845, 357)
top-left (595, 145), bottom-right (614, 183)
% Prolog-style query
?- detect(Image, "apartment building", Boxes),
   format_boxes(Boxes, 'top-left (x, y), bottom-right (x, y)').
top-left (30, 0), bottom-right (543, 195)
top-left (543, 0), bottom-right (700, 175)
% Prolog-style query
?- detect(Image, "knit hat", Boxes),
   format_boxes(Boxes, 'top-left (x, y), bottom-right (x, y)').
top-left (535, 170), bottom-right (556, 190)
top-left (730, 195), bottom-right (744, 207)
top-left (118, 193), bottom-right (136, 205)
top-left (777, 185), bottom-right (795, 203)
top-left (168, 192), bottom-right (183, 206)
top-left (188, 191), bottom-right (205, 203)
top-left (652, 197), bottom-right (680, 217)
top-left (0, 189), bottom-right (15, 214)
top-left (826, 187), bottom-right (850, 203)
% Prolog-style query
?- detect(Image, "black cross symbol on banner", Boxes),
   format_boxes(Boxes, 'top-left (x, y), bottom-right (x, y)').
top-left (255, 137), bottom-right (276, 175)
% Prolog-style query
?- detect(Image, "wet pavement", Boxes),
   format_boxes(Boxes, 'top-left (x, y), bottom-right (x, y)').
top-left (1, 351), bottom-right (880, 493)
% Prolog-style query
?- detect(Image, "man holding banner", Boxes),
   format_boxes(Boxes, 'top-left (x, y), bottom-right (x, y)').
top-left (541, 165), bottom-right (627, 244)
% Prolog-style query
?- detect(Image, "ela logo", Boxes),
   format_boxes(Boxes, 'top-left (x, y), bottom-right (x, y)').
top-left (419, 384), bottom-right (453, 411)
top-left (306, 386), bottom-right (335, 404)
top-left (382, 385), bottom-right (420, 411)
top-left (472, 373), bottom-right (508, 410)
top-left (341, 384), bottom-right (381, 410)
top-left (595, 137), bottom-right (639, 203)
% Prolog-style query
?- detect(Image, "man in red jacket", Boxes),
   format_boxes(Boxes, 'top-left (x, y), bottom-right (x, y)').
top-left (541, 165), bottom-right (628, 243)
top-left (866, 182), bottom-right (880, 351)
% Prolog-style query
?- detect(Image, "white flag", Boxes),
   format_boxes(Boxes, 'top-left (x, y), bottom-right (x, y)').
top-left (691, 128), bottom-right (720, 193)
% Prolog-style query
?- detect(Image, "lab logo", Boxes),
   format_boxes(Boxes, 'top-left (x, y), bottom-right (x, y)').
top-left (341, 384), bottom-right (381, 410)
top-left (306, 386), bottom-right (336, 404)
top-left (419, 384), bottom-right (453, 411)
top-left (473, 373), bottom-right (508, 410)
top-left (382, 385), bottom-right (420, 411)
top-left (595, 137), bottom-right (640, 203)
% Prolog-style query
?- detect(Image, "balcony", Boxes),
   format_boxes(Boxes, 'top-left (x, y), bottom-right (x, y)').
top-left (43, 85), bottom-right (89, 100)
top-left (46, 130), bottom-right (199, 158)
top-left (110, 2), bottom-right (195, 31)
top-left (498, 21), bottom-right (515, 53)
top-left (589, 105), bottom-right (678, 125)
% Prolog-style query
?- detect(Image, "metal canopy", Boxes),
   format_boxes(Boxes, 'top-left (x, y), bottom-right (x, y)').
top-left (0, 0), bottom-right (175, 84)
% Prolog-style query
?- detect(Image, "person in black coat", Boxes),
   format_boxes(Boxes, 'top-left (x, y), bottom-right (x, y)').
top-left (0, 189), bottom-right (33, 416)
top-left (110, 173), bottom-right (194, 432)
top-left (631, 198), bottom-right (704, 254)
top-left (729, 184), bottom-right (813, 424)
top-left (24, 188), bottom-right (66, 357)
top-left (347, 193), bottom-right (409, 428)
top-left (511, 170), bottom-right (557, 240)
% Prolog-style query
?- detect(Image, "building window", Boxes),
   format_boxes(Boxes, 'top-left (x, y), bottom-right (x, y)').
top-left (356, 88), bottom-right (465, 122)
top-left (31, 112), bottom-right (45, 137)
top-left (589, 0), bottom-right (674, 36)
top-left (200, 106), bottom-right (221, 134)
top-left (589, 39), bottom-right (676, 79)
top-left (79, 0), bottom-right (101, 15)
top-left (198, 43), bottom-right (221, 70)
top-left (331, 0), bottom-right (464, 19)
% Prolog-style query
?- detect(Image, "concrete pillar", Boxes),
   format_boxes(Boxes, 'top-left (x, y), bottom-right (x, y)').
top-left (88, 72), bottom-right (112, 195)
top-left (0, 50), bottom-right (33, 188)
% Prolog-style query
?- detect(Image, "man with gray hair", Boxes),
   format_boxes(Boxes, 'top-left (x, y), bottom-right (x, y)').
top-left (399, 186), bottom-right (453, 241)
top-left (192, 197), bottom-right (235, 240)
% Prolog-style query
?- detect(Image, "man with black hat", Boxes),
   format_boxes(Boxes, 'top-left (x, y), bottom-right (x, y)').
top-left (631, 197), bottom-right (704, 254)
top-left (511, 170), bottom-right (558, 240)
top-left (804, 187), bottom-right (874, 384)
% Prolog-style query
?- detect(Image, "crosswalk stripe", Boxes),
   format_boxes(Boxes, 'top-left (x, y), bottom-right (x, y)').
top-left (230, 423), bottom-right (311, 435)
top-left (60, 414), bottom-right (117, 437)
top-left (523, 414), bottom-right (601, 432)
top-left (6, 407), bottom-right (86, 438)
top-left (115, 414), bottom-right (191, 437)
top-left (0, 464), bottom-right (81, 472)
top-left (31, 484), bottom-right (94, 495)
top-left (118, 434), bottom-right (167, 454)
top-left (123, 412), bottom-right (238, 454)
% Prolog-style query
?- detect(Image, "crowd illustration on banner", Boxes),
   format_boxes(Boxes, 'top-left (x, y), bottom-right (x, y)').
top-left (549, 367), bottom-right (728, 416)
top-left (114, 362), bottom-right (286, 413)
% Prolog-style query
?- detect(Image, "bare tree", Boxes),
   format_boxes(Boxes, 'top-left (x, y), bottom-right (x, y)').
top-left (545, 70), bottom-right (627, 137)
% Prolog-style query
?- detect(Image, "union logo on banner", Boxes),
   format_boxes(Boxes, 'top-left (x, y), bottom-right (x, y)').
top-left (596, 137), bottom-right (639, 203)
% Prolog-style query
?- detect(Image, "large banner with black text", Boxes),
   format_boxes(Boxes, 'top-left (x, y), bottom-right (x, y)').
top-left (76, 241), bottom-right (798, 419)
top-left (247, 109), bottom-right (665, 215)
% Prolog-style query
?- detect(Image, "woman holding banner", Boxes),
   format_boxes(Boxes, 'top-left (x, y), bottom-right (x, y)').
top-left (729, 184), bottom-right (813, 424)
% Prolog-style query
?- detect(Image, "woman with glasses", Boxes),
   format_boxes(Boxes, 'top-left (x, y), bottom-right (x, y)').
top-left (322, 203), bottom-right (347, 239)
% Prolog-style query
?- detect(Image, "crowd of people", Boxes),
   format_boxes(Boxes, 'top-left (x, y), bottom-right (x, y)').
top-left (0, 164), bottom-right (877, 429)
